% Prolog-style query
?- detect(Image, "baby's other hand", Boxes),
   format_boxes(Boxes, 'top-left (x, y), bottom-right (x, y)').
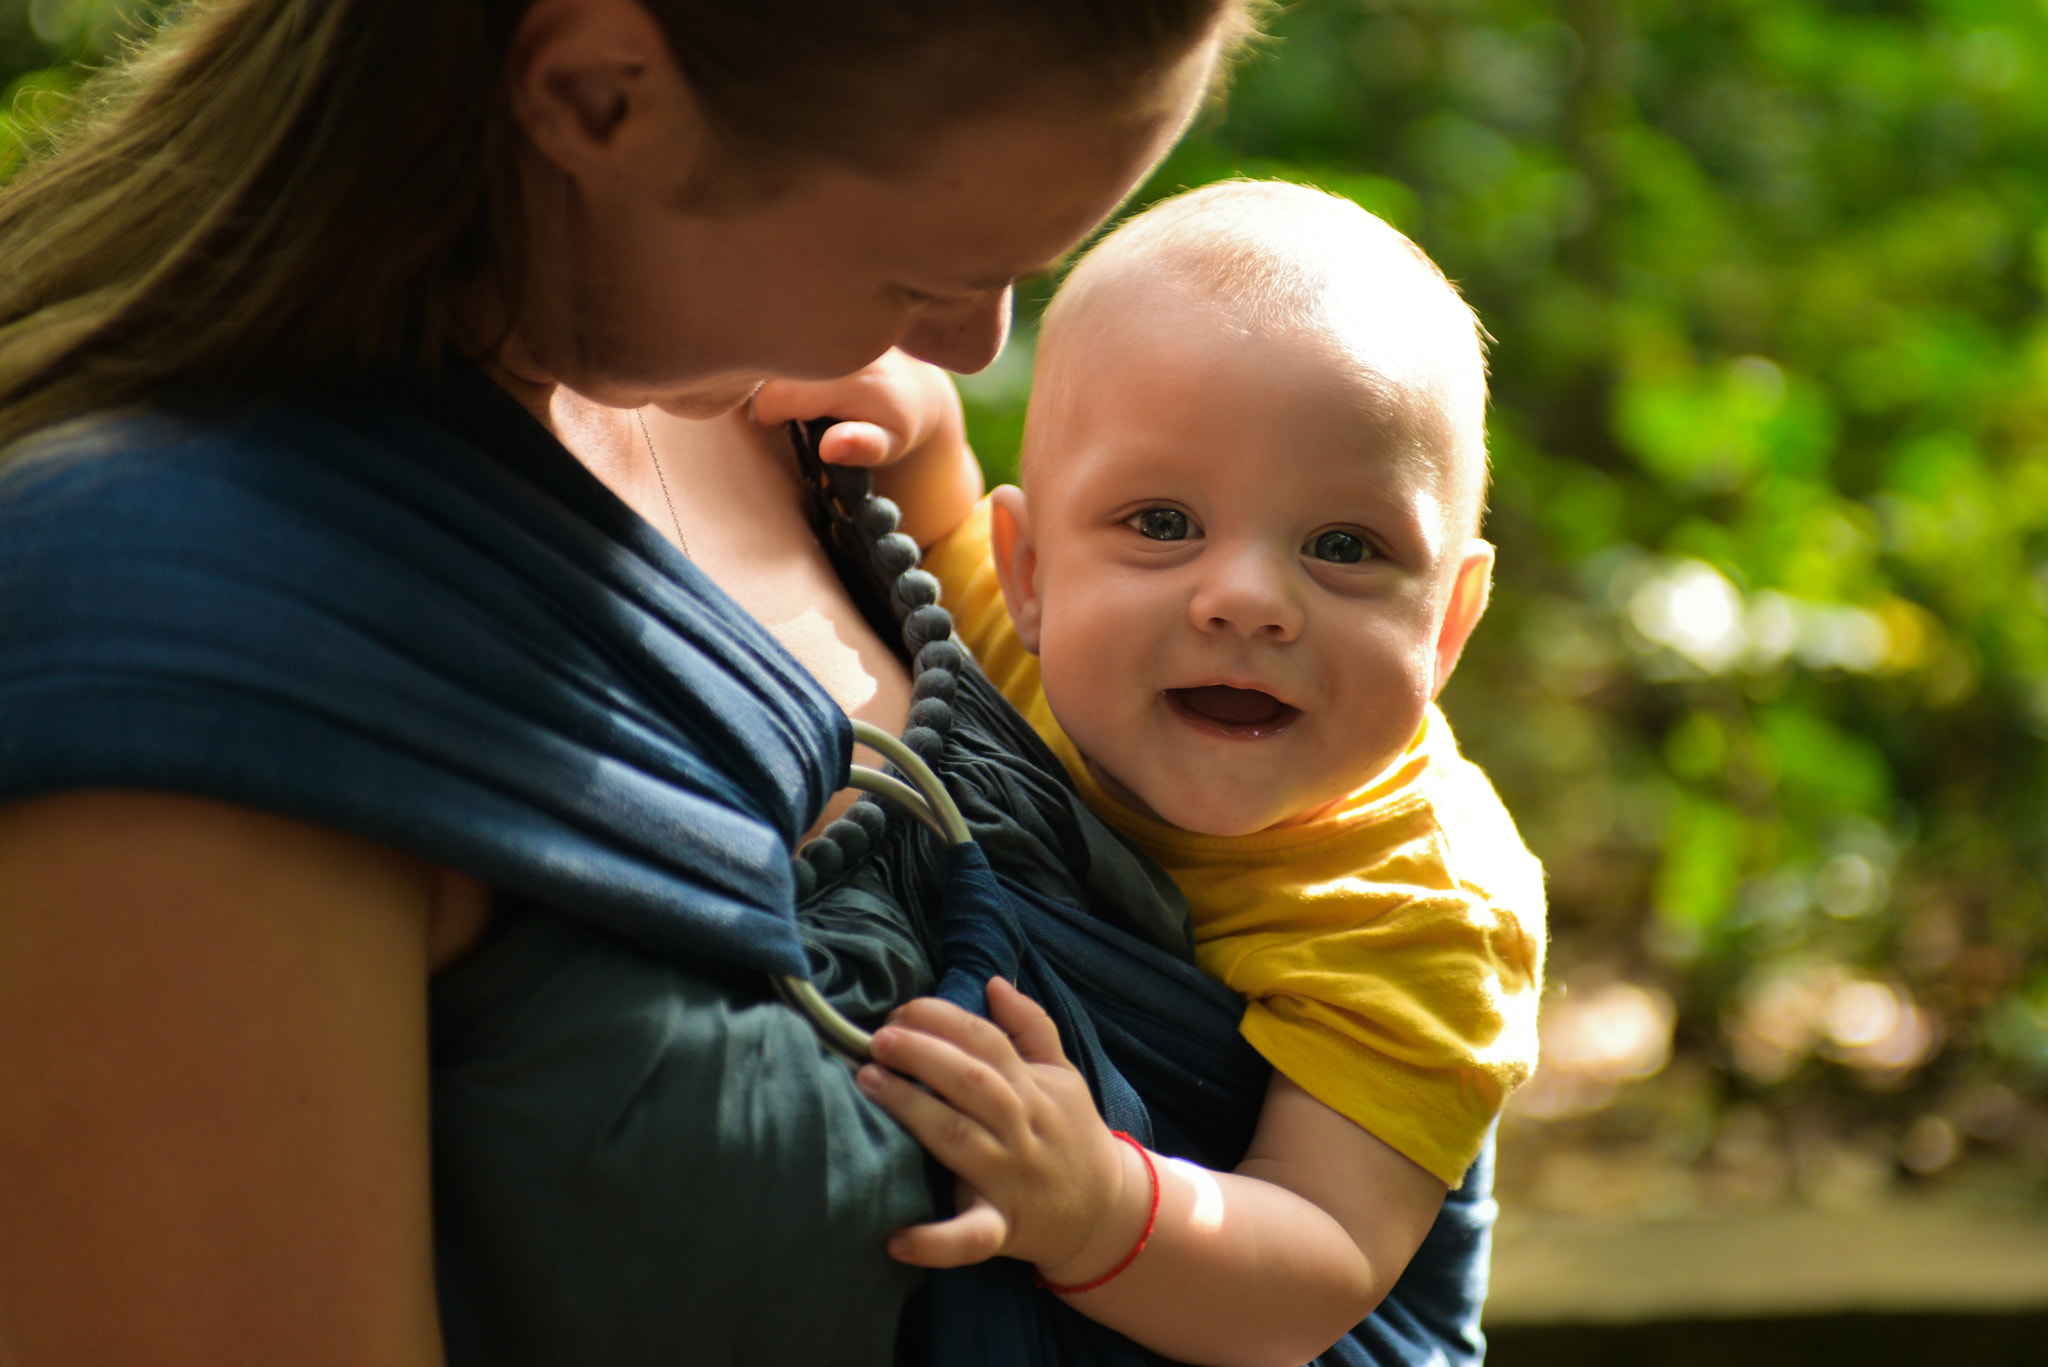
top-left (857, 978), bottom-right (1143, 1280)
top-left (749, 349), bottom-right (966, 470)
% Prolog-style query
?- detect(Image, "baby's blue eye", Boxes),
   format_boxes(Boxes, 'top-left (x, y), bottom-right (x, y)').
top-left (1133, 508), bottom-right (1192, 541)
top-left (1309, 530), bottom-right (1370, 564)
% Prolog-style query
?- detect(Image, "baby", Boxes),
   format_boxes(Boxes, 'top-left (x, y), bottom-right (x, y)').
top-left (771, 181), bottom-right (1544, 1365)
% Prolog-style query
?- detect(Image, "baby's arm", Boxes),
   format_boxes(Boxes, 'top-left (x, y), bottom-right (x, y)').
top-left (859, 978), bottom-right (1447, 1367)
top-left (750, 350), bottom-right (983, 548)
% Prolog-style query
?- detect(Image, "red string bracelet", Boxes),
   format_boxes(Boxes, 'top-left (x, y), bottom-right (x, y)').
top-left (1032, 1131), bottom-right (1161, 1295)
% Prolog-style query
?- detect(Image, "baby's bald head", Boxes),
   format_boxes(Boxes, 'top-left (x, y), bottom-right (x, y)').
top-left (1026, 180), bottom-right (1490, 535)
top-left (989, 182), bottom-right (1501, 835)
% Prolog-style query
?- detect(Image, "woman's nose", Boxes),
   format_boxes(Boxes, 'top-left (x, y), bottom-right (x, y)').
top-left (898, 286), bottom-right (1013, 375)
top-left (1187, 547), bottom-right (1305, 642)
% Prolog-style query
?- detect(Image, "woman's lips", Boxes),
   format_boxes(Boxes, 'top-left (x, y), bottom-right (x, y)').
top-left (1165, 685), bottom-right (1300, 738)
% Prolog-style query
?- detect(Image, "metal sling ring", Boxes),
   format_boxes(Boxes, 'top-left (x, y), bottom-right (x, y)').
top-left (772, 718), bottom-right (973, 1061)
top-left (847, 718), bottom-right (973, 847)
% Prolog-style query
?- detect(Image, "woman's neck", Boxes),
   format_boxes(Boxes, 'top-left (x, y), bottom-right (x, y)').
top-left (447, 273), bottom-right (566, 432)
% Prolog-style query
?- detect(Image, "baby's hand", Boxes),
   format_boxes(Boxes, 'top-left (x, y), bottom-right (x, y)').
top-left (857, 977), bottom-right (1144, 1281)
top-left (751, 349), bottom-right (982, 545)
top-left (750, 348), bottom-right (966, 470)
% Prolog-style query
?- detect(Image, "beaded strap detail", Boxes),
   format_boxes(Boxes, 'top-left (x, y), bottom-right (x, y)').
top-left (788, 423), bottom-right (964, 900)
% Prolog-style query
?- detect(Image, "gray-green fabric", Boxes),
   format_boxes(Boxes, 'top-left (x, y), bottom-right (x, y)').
top-left (430, 903), bottom-right (934, 1367)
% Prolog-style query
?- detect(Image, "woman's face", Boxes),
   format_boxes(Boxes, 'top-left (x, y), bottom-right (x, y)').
top-left (511, 21), bottom-right (1219, 413)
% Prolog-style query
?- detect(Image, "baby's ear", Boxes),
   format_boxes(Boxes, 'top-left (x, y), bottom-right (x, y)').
top-left (1431, 540), bottom-right (1495, 698)
top-left (988, 485), bottom-right (1045, 655)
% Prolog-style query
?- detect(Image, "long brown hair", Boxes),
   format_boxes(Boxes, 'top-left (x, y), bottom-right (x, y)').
top-left (0, 0), bottom-right (1256, 454)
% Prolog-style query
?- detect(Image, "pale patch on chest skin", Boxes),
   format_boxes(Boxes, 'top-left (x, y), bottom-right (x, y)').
top-left (763, 605), bottom-right (881, 714)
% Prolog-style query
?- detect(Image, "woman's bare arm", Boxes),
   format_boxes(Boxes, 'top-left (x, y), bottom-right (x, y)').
top-left (0, 790), bottom-right (447, 1367)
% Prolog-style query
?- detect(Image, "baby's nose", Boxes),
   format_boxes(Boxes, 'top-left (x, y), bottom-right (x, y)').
top-left (1187, 549), bottom-right (1304, 641)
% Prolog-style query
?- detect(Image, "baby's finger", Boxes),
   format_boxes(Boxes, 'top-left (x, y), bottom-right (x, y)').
top-left (856, 1060), bottom-right (1003, 1169)
top-left (869, 1024), bottom-right (1029, 1138)
top-left (888, 995), bottom-right (1033, 1069)
top-left (985, 976), bottom-right (1070, 1068)
top-left (886, 1187), bottom-right (1010, 1269)
top-left (745, 374), bottom-right (864, 428)
top-left (813, 420), bottom-right (898, 467)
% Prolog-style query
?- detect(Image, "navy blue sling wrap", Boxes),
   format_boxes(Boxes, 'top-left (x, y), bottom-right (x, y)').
top-left (0, 369), bottom-right (845, 977)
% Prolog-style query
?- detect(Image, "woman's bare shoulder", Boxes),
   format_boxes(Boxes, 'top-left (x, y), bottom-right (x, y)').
top-left (0, 789), bottom-right (448, 1366)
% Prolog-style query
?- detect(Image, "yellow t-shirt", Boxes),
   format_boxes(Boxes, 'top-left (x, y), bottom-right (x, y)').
top-left (927, 499), bottom-right (1546, 1185)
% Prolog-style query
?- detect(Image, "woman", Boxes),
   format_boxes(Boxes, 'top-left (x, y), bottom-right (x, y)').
top-left (0, 1), bottom-right (1243, 1362)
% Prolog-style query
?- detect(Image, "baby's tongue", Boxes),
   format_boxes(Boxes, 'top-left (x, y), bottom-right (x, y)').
top-left (1173, 685), bottom-right (1287, 727)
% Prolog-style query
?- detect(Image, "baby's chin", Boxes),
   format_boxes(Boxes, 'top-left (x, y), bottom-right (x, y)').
top-left (1087, 759), bottom-right (1347, 838)
top-left (1166, 793), bottom-right (1348, 838)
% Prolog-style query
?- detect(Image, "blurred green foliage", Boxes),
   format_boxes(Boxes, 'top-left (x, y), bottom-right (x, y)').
top-left (10, 0), bottom-right (2048, 1205)
top-left (962, 0), bottom-right (2048, 1204)
top-left (0, 0), bottom-right (144, 175)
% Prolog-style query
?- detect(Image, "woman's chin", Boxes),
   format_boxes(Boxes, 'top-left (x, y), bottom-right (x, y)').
top-left (655, 376), bottom-right (767, 420)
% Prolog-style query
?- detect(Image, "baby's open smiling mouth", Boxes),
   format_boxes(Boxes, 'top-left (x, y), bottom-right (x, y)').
top-left (1165, 685), bottom-right (1301, 737)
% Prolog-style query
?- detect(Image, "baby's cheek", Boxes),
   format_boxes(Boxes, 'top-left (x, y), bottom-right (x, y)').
top-left (1037, 617), bottom-right (1141, 755)
top-left (1337, 609), bottom-right (1435, 698)
top-left (1318, 620), bottom-right (1433, 744)
top-left (1038, 636), bottom-right (1116, 743)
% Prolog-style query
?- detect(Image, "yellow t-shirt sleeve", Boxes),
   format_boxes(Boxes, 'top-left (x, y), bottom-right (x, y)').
top-left (1152, 739), bottom-right (1545, 1187)
top-left (1213, 813), bottom-right (1544, 1185)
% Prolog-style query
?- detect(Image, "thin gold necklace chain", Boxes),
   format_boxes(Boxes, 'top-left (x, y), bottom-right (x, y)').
top-left (634, 409), bottom-right (690, 558)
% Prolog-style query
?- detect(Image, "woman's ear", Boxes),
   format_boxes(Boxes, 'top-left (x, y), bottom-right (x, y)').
top-left (508, 0), bottom-right (705, 182)
top-left (1431, 540), bottom-right (1494, 698)
top-left (988, 485), bottom-right (1046, 655)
